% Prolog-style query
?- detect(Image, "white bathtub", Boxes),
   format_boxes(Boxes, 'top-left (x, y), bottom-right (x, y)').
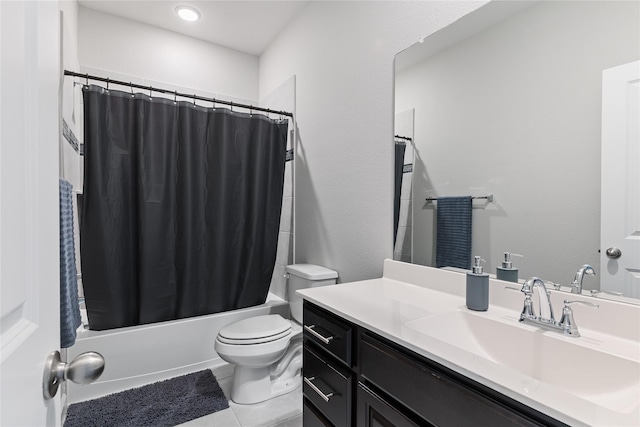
top-left (66, 293), bottom-right (289, 403)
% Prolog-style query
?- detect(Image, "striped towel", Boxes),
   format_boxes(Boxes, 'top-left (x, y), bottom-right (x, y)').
top-left (435, 196), bottom-right (473, 270)
top-left (60, 179), bottom-right (82, 348)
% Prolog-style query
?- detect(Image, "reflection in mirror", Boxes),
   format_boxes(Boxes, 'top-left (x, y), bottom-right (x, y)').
top-left (394, 1), bottom-right (639, 299)
top-left (393, 109), bottom-right (414, 263)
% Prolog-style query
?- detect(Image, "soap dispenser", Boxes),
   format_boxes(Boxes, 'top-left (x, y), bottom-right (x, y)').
top-left (466, 256), bottom-right (489, 311)
top-left (496, 252), bottom-right (522, 283)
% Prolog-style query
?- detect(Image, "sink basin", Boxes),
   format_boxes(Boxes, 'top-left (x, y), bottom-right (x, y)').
top-left (404, 310), bottom-right (640, 414)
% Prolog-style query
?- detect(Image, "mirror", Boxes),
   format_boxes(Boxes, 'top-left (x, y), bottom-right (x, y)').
top-left (394, 1), bottom-right (639, 298)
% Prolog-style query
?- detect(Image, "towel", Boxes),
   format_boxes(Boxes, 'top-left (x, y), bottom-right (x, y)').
top-left (60, 179), bottom-right (82, 348)
top-left (435, 196), bottom-right (472, 270)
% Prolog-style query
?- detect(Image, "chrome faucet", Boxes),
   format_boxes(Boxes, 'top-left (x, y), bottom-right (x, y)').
top-left (570, 264), bottom-right (595, 294)
top-left (508, 277), bottom-right (599, 337)
top-left (520, 277), bottom-right (555, 324)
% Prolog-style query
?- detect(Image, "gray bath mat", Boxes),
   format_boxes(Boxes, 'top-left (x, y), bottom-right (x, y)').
top-left (64, 369), bottom-right (229, 427)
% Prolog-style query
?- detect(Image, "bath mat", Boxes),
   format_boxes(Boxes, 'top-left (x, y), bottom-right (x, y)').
top-left (64, 369), bottom-right (229, 427)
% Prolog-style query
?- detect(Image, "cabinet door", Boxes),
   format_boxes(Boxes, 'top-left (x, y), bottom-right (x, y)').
top-left (304, 397), bottom-right (334, 427)
top-left (360, 333), bottom-right (556, 427)
top-left (357, 384), bottom-right (429, 427)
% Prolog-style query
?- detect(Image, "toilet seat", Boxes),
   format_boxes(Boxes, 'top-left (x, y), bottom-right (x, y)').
top-left (218, 314), bottom-right (292, 345)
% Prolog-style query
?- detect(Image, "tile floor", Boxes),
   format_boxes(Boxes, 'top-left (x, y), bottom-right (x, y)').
top-left (177, 364), bottom-right (302, 427)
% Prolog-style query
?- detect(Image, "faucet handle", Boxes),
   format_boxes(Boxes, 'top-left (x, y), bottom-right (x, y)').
top-left (559, 300), bottom-right (598, 337)
top-left (544, 280), bottom-right (561, 291)
top-left (589, 289), bottom-right (623, 297)
top-left (563, 300), bottom-right (599, 309)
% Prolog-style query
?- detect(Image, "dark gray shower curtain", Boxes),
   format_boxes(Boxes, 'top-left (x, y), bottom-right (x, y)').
top-left (394, 142), bottom-right (406, 245)
top-left (80, 85), bottom-right (288, 331)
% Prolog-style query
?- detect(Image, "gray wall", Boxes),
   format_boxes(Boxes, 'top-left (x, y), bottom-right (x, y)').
top-left (259, 1), bottom-right (487, 283)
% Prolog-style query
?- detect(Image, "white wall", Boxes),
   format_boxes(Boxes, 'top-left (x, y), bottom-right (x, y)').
top-left (78, 6), bottom-right (259, 102)
top-left (259, 1), bottom-right (487, 283)
top-left (395, 1), bottom-right (639, 286)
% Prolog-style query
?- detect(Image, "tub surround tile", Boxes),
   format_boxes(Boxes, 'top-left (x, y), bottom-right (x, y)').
top-left (269, 264), bottom-right (287, 300)
top-left (275, 231), bottom-right (292, 266)
top-left (280, 196), bottom-right (292, 232)
top-left (283, 164), bottom-right (292, 198)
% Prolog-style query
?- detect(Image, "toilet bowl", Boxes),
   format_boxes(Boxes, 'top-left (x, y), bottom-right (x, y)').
top-left (215, 314), bottom-right (303, 404)
top-left (214, 264), bottom-right (338, 404)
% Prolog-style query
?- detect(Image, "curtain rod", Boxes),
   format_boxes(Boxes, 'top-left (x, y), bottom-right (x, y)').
top-left (64, 70), bottom-right (294, 118)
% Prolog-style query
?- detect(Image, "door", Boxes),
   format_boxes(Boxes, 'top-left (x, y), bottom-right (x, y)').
top-left (601, 60), bottom-right (640, 298)
top-left (1, 1), bottom-right (62, 425)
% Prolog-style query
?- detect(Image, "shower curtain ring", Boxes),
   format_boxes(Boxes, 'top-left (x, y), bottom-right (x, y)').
top-left (130, 83), bottom-right (134, 97)
top-left (106, 78), bottom-right (109, 91)
top-left (85, 73), bottom-right (89, 86)
top-left (193, 94), bottom-right (196, 107)
top-left (174, 90), bottom-right (177, 104)
top-left (149, 86), bottom-right (153, 98)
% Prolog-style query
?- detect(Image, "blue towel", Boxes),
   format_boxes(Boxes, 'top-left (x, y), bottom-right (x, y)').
top-left (435, 196), bottom-right (472, 270)
top-left (60, 179), bottom-right (82, 348)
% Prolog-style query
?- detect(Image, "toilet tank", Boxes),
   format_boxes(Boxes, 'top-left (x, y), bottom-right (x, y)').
top-left (286, 264), bottom-right (338, 323)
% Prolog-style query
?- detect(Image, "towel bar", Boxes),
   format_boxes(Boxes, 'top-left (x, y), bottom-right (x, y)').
top-left (426, 194), bottom-right (493, 203)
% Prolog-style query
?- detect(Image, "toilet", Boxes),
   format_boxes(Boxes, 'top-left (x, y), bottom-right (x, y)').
top-left (214, 264), bottom-right (338, 404)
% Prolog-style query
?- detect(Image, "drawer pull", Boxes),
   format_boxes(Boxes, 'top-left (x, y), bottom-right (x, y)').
top-left (304, 324), bottom-right (334, 344)
top-left (304, 376), bottom-right (334, 402)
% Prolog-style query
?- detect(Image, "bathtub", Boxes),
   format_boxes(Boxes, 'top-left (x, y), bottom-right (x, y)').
top-left (66, 293), bottom-right (289, 403)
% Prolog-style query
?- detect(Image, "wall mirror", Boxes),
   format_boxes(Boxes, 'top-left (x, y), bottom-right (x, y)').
top-left (393, 0), bottom-right (639, 301)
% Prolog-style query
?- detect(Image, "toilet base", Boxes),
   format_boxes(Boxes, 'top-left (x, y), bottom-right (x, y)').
top-left (230, 365), bottom-right (301, 405)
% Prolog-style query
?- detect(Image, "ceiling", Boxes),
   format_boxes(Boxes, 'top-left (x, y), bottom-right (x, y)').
top-left (395, 1), bottom-right (537, 72)
top-left (78, 1), bottom-right (309, 56)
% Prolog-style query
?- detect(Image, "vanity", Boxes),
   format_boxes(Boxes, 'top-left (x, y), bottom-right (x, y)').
top-left (298, 260), bottom-right (640, 426)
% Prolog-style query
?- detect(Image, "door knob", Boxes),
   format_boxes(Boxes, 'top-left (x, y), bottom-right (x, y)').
top-left (42, 350), bottom-right (105, 399)
top-left (605, 247), bottom-right (622, 259)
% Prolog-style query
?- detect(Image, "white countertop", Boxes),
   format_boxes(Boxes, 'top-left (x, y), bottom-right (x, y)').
top-left (298, 259), bottom-right (640, 427)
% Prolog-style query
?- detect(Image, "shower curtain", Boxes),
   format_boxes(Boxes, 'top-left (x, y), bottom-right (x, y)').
top-left (394, 141), bottom-right (406, 245)
top-left (80, 85), bottom-right (288, 331)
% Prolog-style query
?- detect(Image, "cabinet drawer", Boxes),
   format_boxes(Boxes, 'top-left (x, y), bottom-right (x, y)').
top-left (304, 345), bottom-right (352, 427)
top-left (303, 302), bottom-right (353, 366)
top-left (360, 333), bottom-right (549, 427)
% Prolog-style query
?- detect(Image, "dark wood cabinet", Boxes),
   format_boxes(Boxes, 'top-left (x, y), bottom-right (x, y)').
top-left (356, 383), bottom-right (425, 427)
top-left (303, 301), bottom-right (355, 426)
top-left (303, 301), bottom-right (354, 366)
top-left (303, 345), bottom-right (352, 427)
top-left (304, 397), bottom-right (333, 427)
top-left (302, 301), bottom-right (566, 427)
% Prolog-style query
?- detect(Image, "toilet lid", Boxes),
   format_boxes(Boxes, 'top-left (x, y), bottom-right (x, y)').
top-left (218, 315), bottom-right (291, 342)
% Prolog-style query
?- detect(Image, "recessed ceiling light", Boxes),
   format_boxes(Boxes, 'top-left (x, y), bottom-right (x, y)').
top-left (176, 5), bottom-right (200, 22)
